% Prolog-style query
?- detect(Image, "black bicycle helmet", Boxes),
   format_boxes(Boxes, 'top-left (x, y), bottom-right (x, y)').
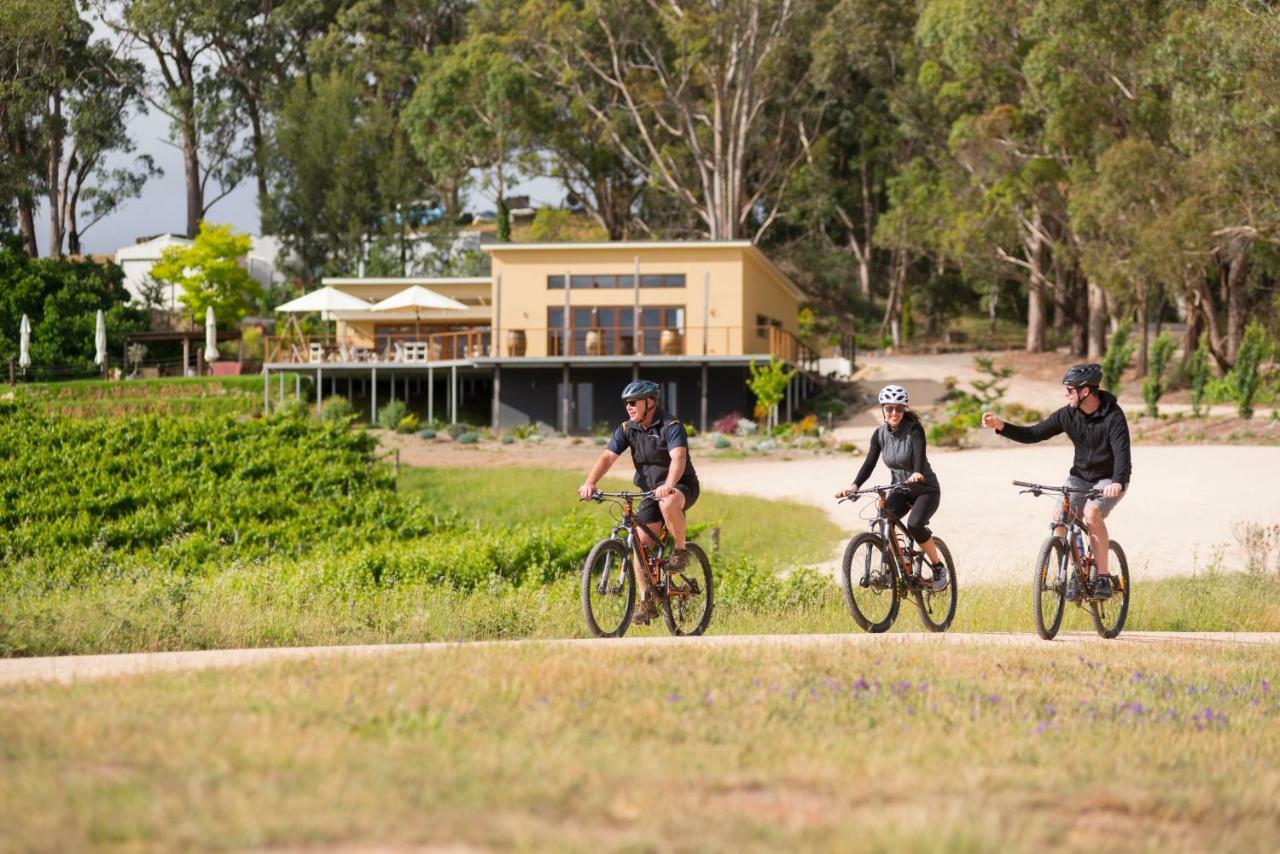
top-left (621, 379), bottom-right (662, 402)
top-left (1062, 363), bottom-right (1103, 388)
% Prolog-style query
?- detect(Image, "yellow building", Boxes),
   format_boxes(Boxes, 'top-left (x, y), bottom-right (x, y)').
top-left (264, 241), bottom-right (818, 431)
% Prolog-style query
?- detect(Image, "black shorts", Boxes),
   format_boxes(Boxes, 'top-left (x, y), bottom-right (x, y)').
top-left (637, 482), bottom-right (699, 526)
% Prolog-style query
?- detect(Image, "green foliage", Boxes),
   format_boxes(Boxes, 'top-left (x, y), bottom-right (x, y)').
top-left (1101, 321), bottom-right (1135, 393)
top-left (397, 414), bottom-right (420, 434)
top-left (15, 377), bottom-right (262, 419)
top-left (970, 355), bottom-right (1012, 405)
top-left (1229, 322), bottom-right (1269, 419)
top-left (1189, 334), bottom-right (1212, 417)
top-left (419, 427), bottom-right (437, 439)
top-left (713, 434), bottom-right (732, 449)
top-left (319, 396), bottom-right (355, 425)
top-left (0, 240), bottom-right (146, 369)
top-left (1142, 332), bottom-right (1178, 417)
top-left (746, 358), bottom-right (794, 424)
top-left (376, 400), bottom-right (408, 431)
top-left (456, 431), bottom-right (479, 445)
top-left (150, 222), bottom-right (262, 326)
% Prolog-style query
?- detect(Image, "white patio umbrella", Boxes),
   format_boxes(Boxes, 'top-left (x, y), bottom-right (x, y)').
top-left (368, 285), bottom-right (467, 339)
top-left (93, 309), bottom-right (106, 366)
top-left (204, 306), bottom-right (219, 362)
top-left (18, 313), bottom-right (31, 370)
top-left (274, 286), bottom-right (372, 313)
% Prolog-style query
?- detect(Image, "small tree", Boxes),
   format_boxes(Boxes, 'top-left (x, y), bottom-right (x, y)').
top-left (1101, 320), bottom-right (1135, 393)
top-left (1188, 333), bottom-right (1211, 417)
top-left (971, 355), bottom-right (1013, 405)
top-left (747, 358), bottom-right (794, 431)
top-left (151, 222), bottom-right (262, 327)
top-left (1141, 332), bottom-right (1178, 417)
top-left (1230, 322), bottom-right (1268, 419)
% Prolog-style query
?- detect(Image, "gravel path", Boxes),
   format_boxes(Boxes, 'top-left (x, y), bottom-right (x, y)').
top-left (3, 632), bottom-right (1277, 686)
top-left (698, 444), bottom-right (1280, 583)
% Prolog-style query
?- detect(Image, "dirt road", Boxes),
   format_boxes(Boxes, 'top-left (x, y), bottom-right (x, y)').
top-left (3, 631), bottom-right (1277, 686)
top-left (699, 444), bottom-right (1280, 583)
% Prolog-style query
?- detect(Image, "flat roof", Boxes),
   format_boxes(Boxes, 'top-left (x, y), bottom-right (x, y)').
top-left (322, 277), bottom-right (490, 287)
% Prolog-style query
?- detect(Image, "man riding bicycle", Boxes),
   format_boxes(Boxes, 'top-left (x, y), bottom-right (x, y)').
top-left (578, 380), bottom-right (700, 624)
top-left (981, 363), bottom-right (1132, 599)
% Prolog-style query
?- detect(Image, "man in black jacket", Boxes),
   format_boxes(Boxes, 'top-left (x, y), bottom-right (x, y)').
top-left (981, 363), bottom-right (1131, 599)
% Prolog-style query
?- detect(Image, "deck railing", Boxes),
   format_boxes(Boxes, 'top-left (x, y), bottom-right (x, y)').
top-left (265, 325), bottom-right (817, 370)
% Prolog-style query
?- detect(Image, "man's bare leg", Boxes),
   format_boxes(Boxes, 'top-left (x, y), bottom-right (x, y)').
top-left (1083, 504), bottom-right (1110, 576)
top-left (658, 491), bottom-right (687, 550)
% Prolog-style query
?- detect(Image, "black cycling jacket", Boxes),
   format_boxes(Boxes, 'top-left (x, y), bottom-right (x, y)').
top-left (997, 390), bottom-right (1132, 486)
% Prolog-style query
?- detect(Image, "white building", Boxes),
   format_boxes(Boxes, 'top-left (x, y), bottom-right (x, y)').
top-left (114, 233), bottom-right (285, 311)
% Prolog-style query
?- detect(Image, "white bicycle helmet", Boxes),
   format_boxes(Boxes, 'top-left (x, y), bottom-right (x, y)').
top-left (878, 384), bottom-right (909, 405)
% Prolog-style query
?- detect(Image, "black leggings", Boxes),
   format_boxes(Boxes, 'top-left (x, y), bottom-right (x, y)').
top-left (886, 489), bottom-right (941, 545)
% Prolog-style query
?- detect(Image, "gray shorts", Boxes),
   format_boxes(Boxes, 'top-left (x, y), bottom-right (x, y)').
top-left (1061, 475), bottom-right (1124, 522)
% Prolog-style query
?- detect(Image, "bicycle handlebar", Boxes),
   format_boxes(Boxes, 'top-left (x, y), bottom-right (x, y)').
top-left (836, 482), bottom-right (912, 504)
top-left (584, 489), bottom-right (656, 503)
top-left (1011, 480), bottom-right (1102, 499)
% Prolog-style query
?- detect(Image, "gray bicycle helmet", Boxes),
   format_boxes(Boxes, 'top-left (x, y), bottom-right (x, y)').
top-left (1062, 363), bottom-right (1103, 388)
top-left (877, 384), bottom-right (909, 405)
top-left (621, 379), bottom-right (662, 402)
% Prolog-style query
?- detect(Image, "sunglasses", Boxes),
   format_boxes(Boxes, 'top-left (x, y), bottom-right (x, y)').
top-left (882, 404), bottom-right (906, 414)
top-left (624, 399), bottom-right (647, 408)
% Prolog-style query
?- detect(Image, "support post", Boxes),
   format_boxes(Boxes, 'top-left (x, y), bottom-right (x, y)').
top-left (633, 255), bottom-right (641, 354)
top-left (428, 365), bottom-right (434, 424)
top-left (263, 369), bottom-right (269, 414)
top-left (371, 367), bottom-right (377, 422)
top-left (493, 272), bottom-right (502, 358)
top-left (450, 364), bottom-right (457, 424)
top-left (561, 364), bottom-right (571, 434)
top-left (700, 363), bottom-right (708, 434)
top-left (182, 336), bottom-right (190, 378)
top-left (316, 367), bottom-right (323, 415)
top-left (492, 364), bottom-right (502, 432)
top-left (563, 268), bottom-right (571, 357)
top-left (295, 373), bottom-right (301, 400)
top-left (278, 372), bottom-right (284, 403)
top-left (785, 374), bottom-right (793, 422)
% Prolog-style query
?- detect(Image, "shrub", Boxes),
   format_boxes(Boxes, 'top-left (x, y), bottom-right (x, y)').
top-left (836, 441), bottom-right (859, 453)
top-left (419, 427), bottom-right (437, 439)
top-left (593, 436), bottom-right (606, 446)
top-left (1229, 322), bottom-right (1268, 418)
top-left (456, 431), bottom-right (479, 444)
top-left (319, 396), bottom-right (355, 425)
top-left (376, 400), bottom-right (408, 430)
top-left (684, 423), bottom-right (698, 438)
top-left (396, 414), bottom-right (420, 434)
top-left (510, 422), bottom-right (538, 440)
top-left (735, 417), bottom-right (757, 437)
top-left (1142, 331), bottom-right (1178, 417)
top-left (446, 422), bottom-right (469, 440)
top-left (927, 418), bottom-right (969, 448)
top-left (1101, 320), bottom-right (1135, 393)
top-left (796, 413), bottom-right (820, 436)
top-left (711, 412), bottom-right (742, 434)
top-left (713, 434), bottom-right (732, 449)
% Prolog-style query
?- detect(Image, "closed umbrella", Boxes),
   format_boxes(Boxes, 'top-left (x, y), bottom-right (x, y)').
top-left (204, 306), bottom-right (219, 362)
top-left (18, 314), bottom-right (31, 370)
top-left (94, 310), bottom-right (106, 366)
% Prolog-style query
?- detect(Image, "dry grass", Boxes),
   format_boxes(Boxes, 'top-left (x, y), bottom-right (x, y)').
top-left (1, 639), bottom-right (1277, 851)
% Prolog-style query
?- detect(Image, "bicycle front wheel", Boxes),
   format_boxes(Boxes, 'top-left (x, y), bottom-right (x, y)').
top-left (581, 538), bottom-right (635, 638)
top-left (912, 536), bottom-right (957, 632)
top-left (662, 542), bottom-right (713, 636)
top-left (1089, 540), bottom-right (1130, 639)
top-left (1032, 535), bottom-right (1068, 640)
top-left (841, 532), bottom-right (899, 633)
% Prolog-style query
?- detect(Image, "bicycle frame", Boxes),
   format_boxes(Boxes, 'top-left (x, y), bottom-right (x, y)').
top-left (1016, 481), bottom-right (1099, 599)
top-left (842, 484), bottom-right (925, 585)
top-left (591, 490), bottom-right (692, 601)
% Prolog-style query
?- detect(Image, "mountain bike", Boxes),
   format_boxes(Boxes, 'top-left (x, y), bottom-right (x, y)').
top-left (579, 489), bottom-right (713, 638)
top-left (1013, 480), bottom-right (1130, 640)
top-left (836, 483), bottom-right (957, 633)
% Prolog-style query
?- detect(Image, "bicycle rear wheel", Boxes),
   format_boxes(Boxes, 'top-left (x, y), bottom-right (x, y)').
top-left (1089, 541), bottom-right (1130, 639)
top-left (661, 542), bottom-right (713, 636)
top-left (581, 538), bottom-right (635, 637)
top-left (912, 536), bottom-right (957, 632)
top-left (1032, 536), bottom-right (1068, 640)
top-left (841, 532), bottom-right (899, 633)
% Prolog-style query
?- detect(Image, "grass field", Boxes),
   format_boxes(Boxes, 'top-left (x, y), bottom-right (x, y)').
top-left (2, 639), bottom-right (1277, 851)
top-left (12, 376), bottom-right (263, 418)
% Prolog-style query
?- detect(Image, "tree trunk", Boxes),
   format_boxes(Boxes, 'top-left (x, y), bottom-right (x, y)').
top-left (1135, 289), bottom-right (1148, 379)
top-left (1086, 278), bottom-right (1107, 359)
top-left (1223, 233), bottom-right (1252, 363)
top-left (1188, 274), bottom-right (1230, 373)
top-left (988, 280), bottom-right (998, 335)
top-left (183, 118), bottom-right (203, 238)
top-left (46, 85), bottom-right (65, 258)
top-left (881, 249), bottom-right (907, 348)
top-left (1024, 211), bottom-right (1047, 352)
top-left (17, 196), bottom-right (39, 257)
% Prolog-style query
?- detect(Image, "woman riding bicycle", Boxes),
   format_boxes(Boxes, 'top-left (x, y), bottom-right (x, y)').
top-left (836, 385), bottom-right (948, 591)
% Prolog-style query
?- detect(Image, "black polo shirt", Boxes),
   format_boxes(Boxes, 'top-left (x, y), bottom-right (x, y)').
top-left (607, 408), bottom-right (699, 491)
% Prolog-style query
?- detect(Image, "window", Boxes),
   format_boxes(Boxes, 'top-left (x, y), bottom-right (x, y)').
top-left (756, 314), bottom-right (783, 338)
top-left (547, 273), bottom-right (684, 289)
top-left (547, 305), bottom-right (682, 355)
